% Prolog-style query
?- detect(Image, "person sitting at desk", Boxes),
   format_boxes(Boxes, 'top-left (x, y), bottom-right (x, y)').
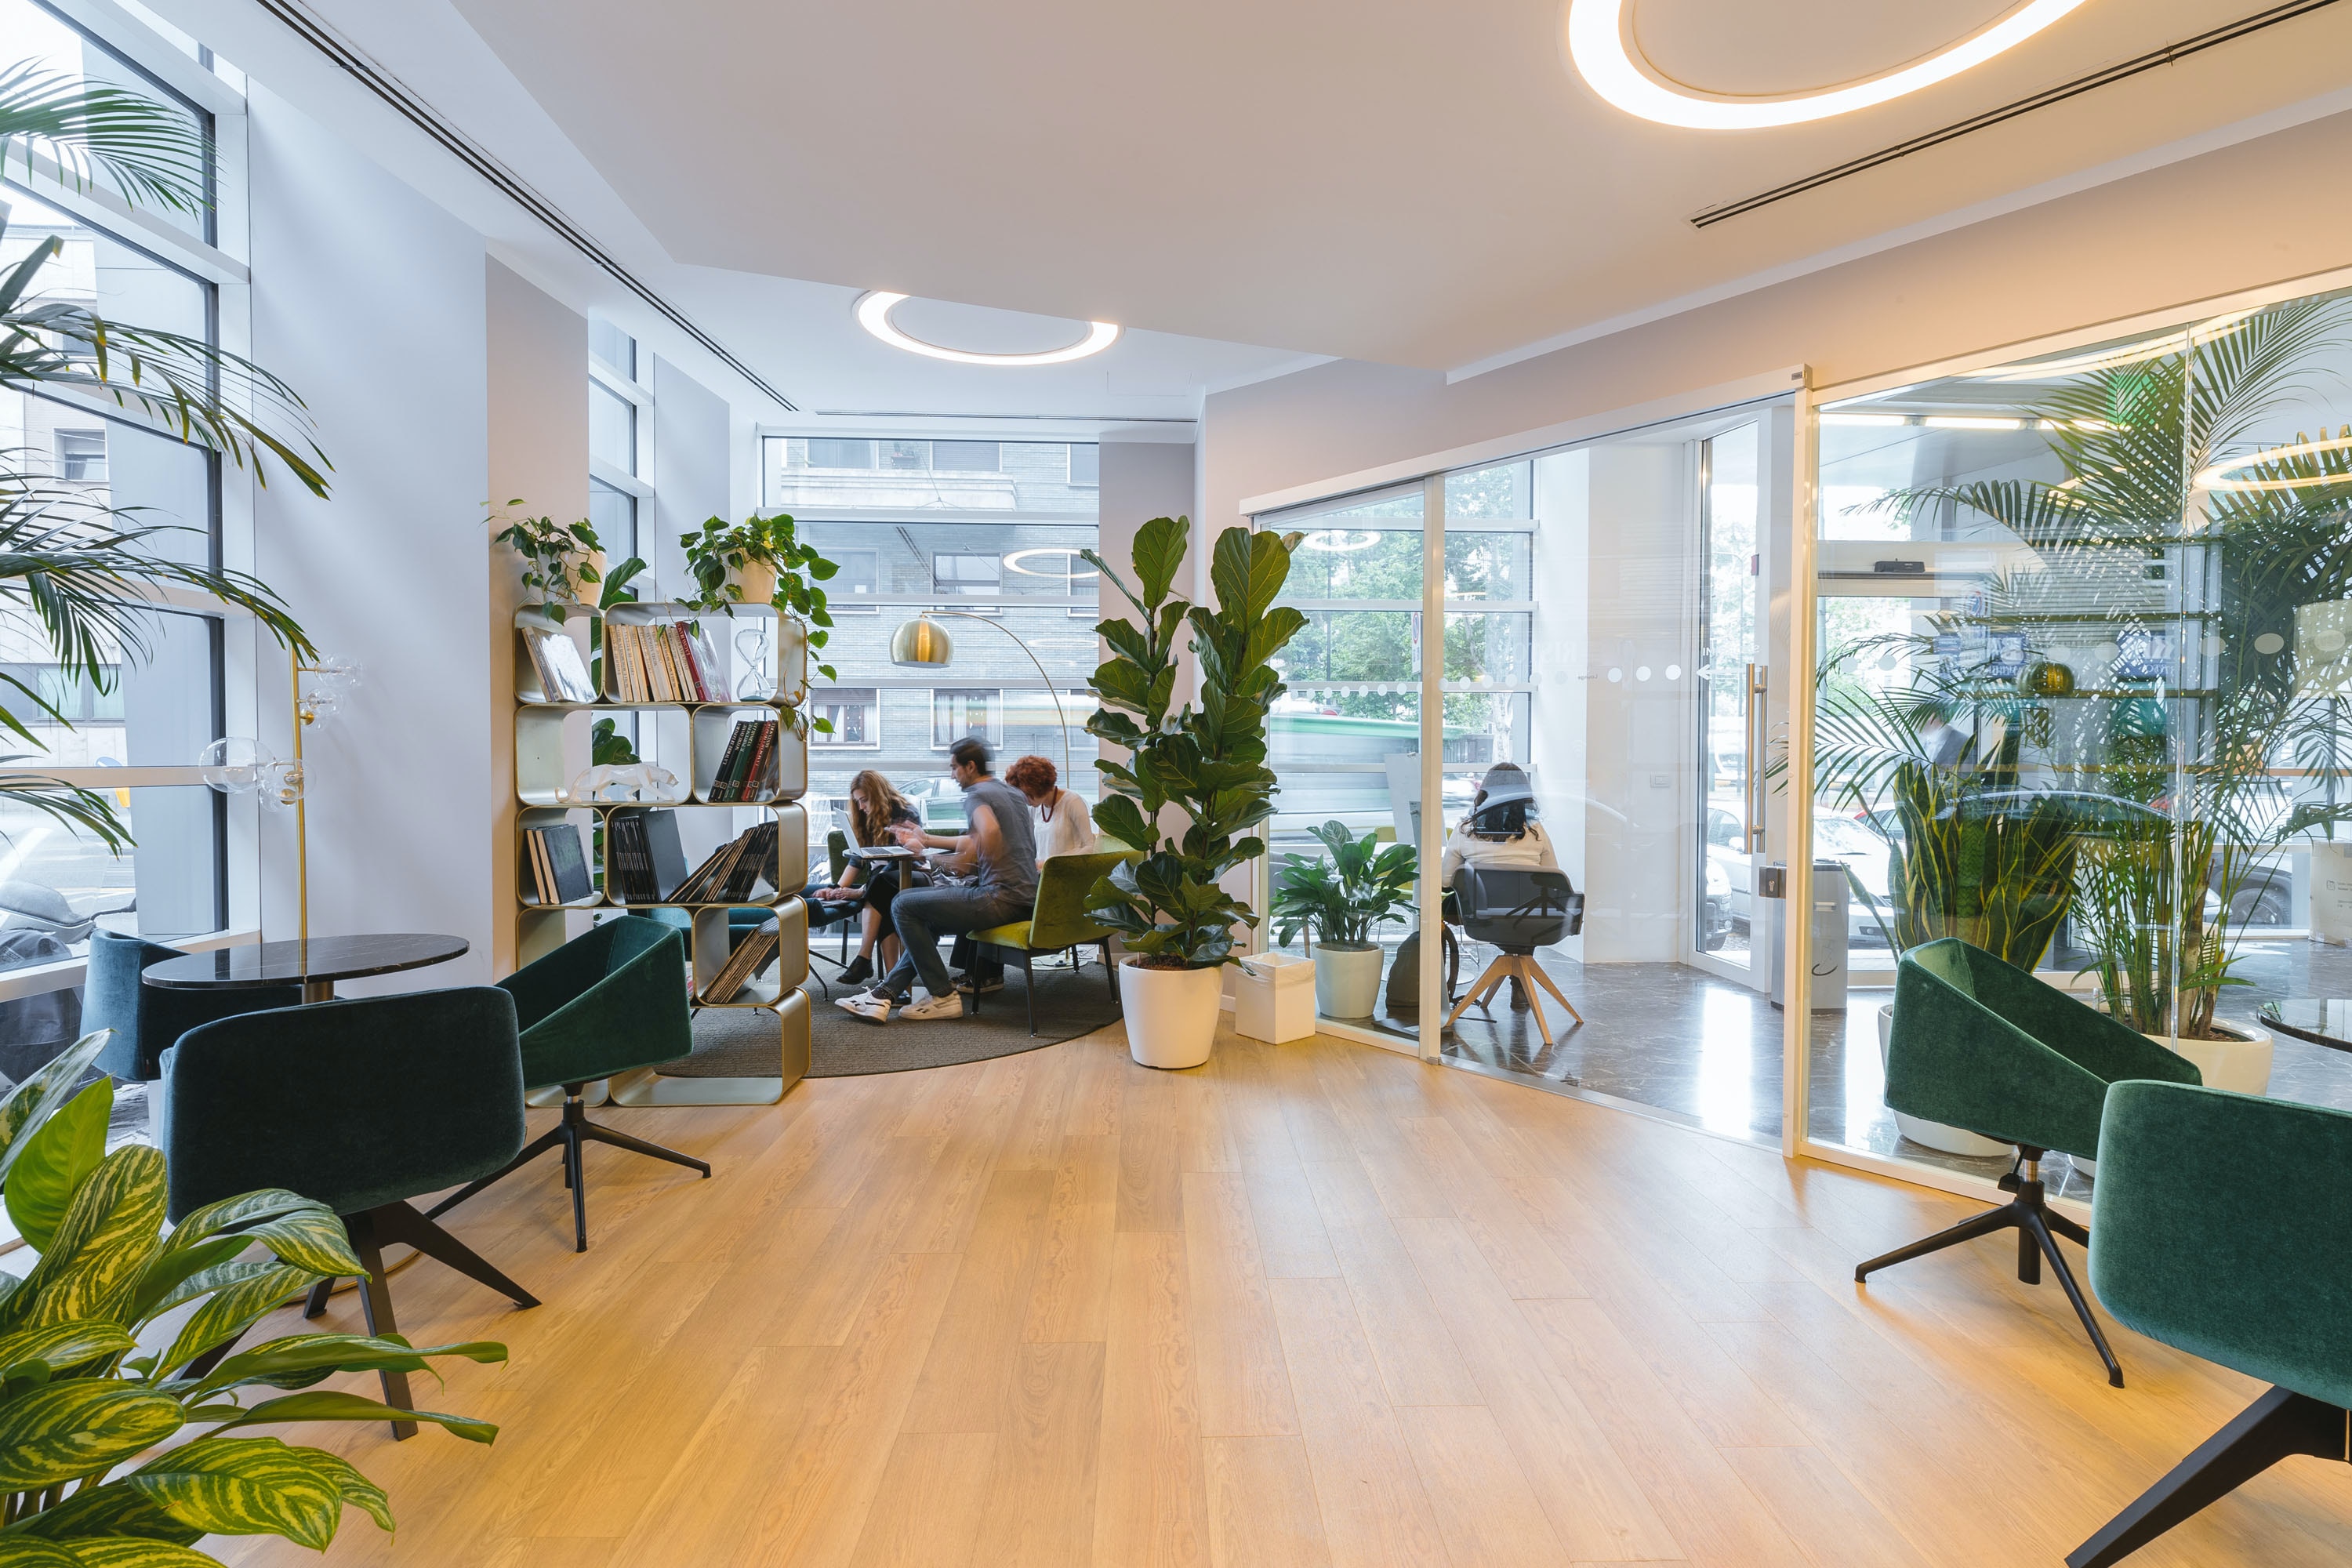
top-left (1439, 760), bottom-right (1558, 1010)
top-left (1007, 753), bottom-right (1096, 862)
top-left (811, 769), bottom-right (922, 986)
top-left (837, 737), bottom-right (1039, 1024)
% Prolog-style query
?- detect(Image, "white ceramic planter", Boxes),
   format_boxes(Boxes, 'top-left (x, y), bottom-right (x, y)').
top-left (1121, 959), bottom-right (1222, 1069)
top-left (1878, 1004), bottom-right (2012, 1157)
top-left (2147, 1020), bottom-right (2273, 1096)
top-left (1312, 942), bottom-right (1384, 1019)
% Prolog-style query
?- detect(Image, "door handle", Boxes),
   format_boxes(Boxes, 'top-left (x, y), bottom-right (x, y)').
top-left (1744, 662), bottom-right (1767, 853)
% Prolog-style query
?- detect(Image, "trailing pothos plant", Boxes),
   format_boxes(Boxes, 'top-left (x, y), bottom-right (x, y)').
top-left (0, 1033), bottom-right (500, 1560)
top-left (1080, 516), bottom-right (1306, 968)
top-left (491, 503), bottom-right (603, 619)
top-left (681, 512), bottom-right (840, 729)
top-left (1271, 820), bottom-right (1417, 951)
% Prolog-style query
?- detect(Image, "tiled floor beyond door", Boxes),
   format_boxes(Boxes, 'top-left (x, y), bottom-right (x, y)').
top-left (216, 1021), bottom-right (2350, 1568)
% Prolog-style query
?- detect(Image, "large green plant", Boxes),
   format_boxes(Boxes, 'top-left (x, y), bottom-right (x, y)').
top-left (1271, 819), bottom-right (1416, 949)
top-left (1080, 517), bottom-right (1305, 969)
top-left (0, 1033), bottom-right (499, 1561)
top-left (0, 64), bottom-right (324, 849)
top-left (1854, 298), bottom-right (2352, 1036)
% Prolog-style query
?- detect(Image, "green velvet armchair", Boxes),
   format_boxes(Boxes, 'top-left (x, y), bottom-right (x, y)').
top-left (163, 986), bottom-right (539, 1437)
top-left (430, 916), bottom-right (708, 1251)
top-left (2068, 1082), bottom-right (2352, 1566)
top-left (971, 849), bottom-right (1138, 1035)
top-left (1855, 938), bottom-right (2201, 1387)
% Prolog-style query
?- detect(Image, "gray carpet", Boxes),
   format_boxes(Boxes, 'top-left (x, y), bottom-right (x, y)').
top-left (805, 960), bottom-right (1124, 1076)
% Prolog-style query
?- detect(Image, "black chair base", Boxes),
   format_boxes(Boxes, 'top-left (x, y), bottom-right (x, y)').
top-left (427, 1087), bottom-right (710, 1253)
top-left (1854, 1147), bottom-right (2124, 1388)
top-left (975, 940), bottom-right (1120, 1036)
top-left (296, 1200), bottom-right (539, 1439)
top-left (2068, 1385), bottom-right (2351, 1566)
top-left (1443, 946), bottom-right (1582, 1045)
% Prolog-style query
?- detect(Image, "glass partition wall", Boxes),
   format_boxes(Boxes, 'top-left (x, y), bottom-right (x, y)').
top-left (1253, 405), bottom-right (1796, 1143)
top-left (1806, 281), bottom-right (2352, 1193)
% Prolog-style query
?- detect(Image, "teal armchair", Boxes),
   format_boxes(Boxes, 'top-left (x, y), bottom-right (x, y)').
top-left (429, 916), bottom-right (709, 1251)
top-left (2069, 1083), bottom-right (2352, 1566)
top-left (971, 849), bottom-right (1137, 1035)
top-left (1856, 938), bottom-right (2200, 1387)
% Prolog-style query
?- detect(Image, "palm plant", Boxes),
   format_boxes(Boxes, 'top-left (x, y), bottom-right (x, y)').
top-left (0, 63), bottom-right (325, 848)
top-left (1851, 297), bottom-right (2352, 1036)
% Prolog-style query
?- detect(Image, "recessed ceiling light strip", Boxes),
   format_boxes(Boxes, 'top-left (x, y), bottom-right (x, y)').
top-left (1690, 0), bottom-right (2343, 229)
top-left (245, 0), bottom-right (798, 409)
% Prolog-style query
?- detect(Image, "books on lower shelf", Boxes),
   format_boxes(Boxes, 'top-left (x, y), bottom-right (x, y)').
top-left (521, 625), bottom-right (598, 703)
top-left (604, 615), bottom-right (726, 704)
top-left (521, 822), bottom-right (594, 905)
top-left (706, 717), bottom-right (781, 801)
top-left (702, 917), bottom-right (781, 1004)
top-left (606, 808), bottom-right (690, 903)
top-left (670, 819), bottom-right (781, 906)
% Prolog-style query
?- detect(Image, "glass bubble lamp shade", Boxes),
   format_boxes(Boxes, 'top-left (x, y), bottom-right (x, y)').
top-left (198, 737), bottom-right (277, 793)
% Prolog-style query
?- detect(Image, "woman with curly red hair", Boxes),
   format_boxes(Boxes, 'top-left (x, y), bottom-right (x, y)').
top-left (1006, 753), bottom-right (1096, 862)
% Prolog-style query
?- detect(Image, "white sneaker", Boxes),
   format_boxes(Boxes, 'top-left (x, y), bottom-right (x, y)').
top-left (898, 991), bottom-right (966, 1022)
top-left (836, 987), bottom-right (895, 1022)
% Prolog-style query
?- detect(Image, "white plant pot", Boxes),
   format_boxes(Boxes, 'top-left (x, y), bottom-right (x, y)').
top-left (1878, 1004), bottom-right (2013, 1157)
top-left (1121, 959), bottom-right (1222, 1069)
top-left (2146, 1019), bottom-right (2273, 1096)
top-left (1312, 942), bottom-right (1385, 1020)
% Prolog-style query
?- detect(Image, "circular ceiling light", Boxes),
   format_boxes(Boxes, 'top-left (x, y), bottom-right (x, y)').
top-left (855, 292), bottom-right (1120, 365)
top-left (1298, 529), bottom-right (1383, 553)
top-left (1003, 546), bottom-right (1100, 579)
top-left (1564, 0), bottom-right (2092, 129)
top-left (2195, 433), bottom-right (2352, 493)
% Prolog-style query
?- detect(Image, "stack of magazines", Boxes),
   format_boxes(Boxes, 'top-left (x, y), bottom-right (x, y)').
top-left (521, 822), bottom-right (593, 904)
top-left (701, 918), bottom-right (781, 1003)
top-left (607, 614), bottom-right (724, 703)
top-left (670, 820), bottom-right (780, 906)
top-left (521, 626), bottom-right (597, 703)
top-left (706, 717), bottom-right (780, 801)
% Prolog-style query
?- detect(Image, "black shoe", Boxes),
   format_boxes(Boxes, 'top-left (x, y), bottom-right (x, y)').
top-left (840, 955), bottom-right (875, 985)
top-left (954, 973), bottom-right (1005, 995)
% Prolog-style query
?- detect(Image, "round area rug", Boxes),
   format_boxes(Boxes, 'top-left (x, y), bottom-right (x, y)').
top-left (670, 960), bottom-right (1125, 1080)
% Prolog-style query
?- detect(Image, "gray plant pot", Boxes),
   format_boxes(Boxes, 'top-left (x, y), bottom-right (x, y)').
top-left (1313, 942), bottom-right (1385, 1019)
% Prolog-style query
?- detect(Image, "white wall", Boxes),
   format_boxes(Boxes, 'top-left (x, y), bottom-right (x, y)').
top-left (246, 84), bottom-right (495, 989)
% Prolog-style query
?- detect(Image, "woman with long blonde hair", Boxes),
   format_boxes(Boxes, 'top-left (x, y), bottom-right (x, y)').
top-left (815, 769), bottom-right (924, 985)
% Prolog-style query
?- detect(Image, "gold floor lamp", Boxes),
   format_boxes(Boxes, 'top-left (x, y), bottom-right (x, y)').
top-left (889, 612), bottom-right (1072, 780)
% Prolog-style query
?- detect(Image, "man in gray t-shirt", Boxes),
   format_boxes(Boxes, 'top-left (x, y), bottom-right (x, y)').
top-left (837, 738), bottom-right (1040, 1023)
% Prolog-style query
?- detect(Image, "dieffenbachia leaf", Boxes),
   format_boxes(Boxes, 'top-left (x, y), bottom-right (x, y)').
top-left (150, 1266), bottom-right (314, 1381)
top-left (5, 1080), bottom-right (111, 1254)
top-left (0, 1033), bottom-right (109, 1189)
top-left (0, 1320), bottom-right (137, 1386)
top-left (0, 1381), bottom-right (183, 1490)
top-left (116, 1437), bottom-right (349, 1550)
top-left (2, 1148), bottom-right (166, 1334)
top-left (186, 1334), bottom-right (504, 1399)
top-left (201, 1388), bottom-right (495, 1444)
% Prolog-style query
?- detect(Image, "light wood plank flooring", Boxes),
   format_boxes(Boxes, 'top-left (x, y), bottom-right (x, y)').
top-left (215, 1021), bottom-right (2352, 1567)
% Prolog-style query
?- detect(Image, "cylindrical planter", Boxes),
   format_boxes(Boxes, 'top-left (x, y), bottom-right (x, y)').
top-left (1121, 959), bottom-right (1222, 1069)
top-left (2147, 1019), bottom-right (2274, 1096)
top-left (1878, 1004), bottom-right (2012, 1157)
top-left (731, 560), bottom-right (778, 605)
top-left (1313, 941), bottom-right (1385, 1019)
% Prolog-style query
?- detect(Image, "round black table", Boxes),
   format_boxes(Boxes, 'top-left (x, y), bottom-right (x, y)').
top-left (2258, 998), bottom-right (2352, 1055)
top-left (143, 933), bottom-right (470, 1004)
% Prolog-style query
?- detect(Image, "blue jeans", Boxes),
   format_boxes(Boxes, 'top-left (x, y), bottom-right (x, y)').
top-left (882, 883), bottom-right (1026, 999)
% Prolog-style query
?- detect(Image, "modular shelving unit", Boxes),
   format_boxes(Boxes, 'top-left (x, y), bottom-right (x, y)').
top-left (514, 601), bottom-right (813, 1104)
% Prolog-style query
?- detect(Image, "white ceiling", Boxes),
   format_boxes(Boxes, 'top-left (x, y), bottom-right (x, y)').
top-left (187, 0), bottom-right (2352, 413)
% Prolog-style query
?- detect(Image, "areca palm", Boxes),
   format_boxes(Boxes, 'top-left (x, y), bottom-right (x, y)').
top-left (1, 62), bottom-right (326, 846)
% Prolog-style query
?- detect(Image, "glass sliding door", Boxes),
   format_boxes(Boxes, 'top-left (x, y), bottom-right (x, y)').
top-left (1804, 283), bottom-right (2352, 1190)
top-left (1254, 403), bottom-right (1798, 1142)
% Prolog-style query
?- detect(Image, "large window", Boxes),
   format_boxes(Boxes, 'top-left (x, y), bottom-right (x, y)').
top-left (762, 437), bottom-right (1101, 826)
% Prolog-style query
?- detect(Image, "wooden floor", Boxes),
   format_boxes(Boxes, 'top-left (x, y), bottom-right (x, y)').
top-left (217, 1019), bottom-right (2352, 1568)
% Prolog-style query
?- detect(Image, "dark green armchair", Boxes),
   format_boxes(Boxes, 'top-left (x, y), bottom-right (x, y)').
top-left (1855, 938), bottom-right (2200, 1387)
top-left (163, 986), bottom-right (539, 1437)
top-left (2068, 1083), bottom-right (2352, 1566)
top-left (971, 849), bottom-right (1137, 1035)
top-left (429, 916), bottom-right (709, 1251)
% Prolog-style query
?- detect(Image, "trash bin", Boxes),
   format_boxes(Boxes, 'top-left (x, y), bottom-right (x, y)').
top-left (1235, 951), bottom-right (1316, 1044)
top-left (1766, 860), bottom-right (1849, 1013)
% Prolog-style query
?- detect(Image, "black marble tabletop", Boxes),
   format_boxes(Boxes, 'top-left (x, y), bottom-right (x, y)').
top-left (2259, 997), bottom-right (2352, 1054)
top-left (142, 933), bottom-right (470, 990)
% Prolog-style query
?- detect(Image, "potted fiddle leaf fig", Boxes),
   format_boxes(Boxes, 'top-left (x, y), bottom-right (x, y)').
top-left (1272, 819), bottom-right (1417, 1018)
top-left (1082, 516), bottom-right (1306, 1069)
top-left (0, 1032), bottom-right (503, 1563)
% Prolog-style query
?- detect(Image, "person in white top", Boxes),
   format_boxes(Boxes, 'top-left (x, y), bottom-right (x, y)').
top-left (1439, 761), bottom-right (1559, 1011)
top-left (1007, 754), bottom-right (1097, 863)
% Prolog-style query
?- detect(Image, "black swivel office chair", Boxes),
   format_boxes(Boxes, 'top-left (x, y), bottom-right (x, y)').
top-left (1443, 866), bottom-right (1585, 1045)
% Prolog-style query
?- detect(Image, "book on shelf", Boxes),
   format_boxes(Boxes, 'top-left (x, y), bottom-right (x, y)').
top-left (605, 808), bottom-right (687, 902)
top-left (684, 621), bottom-right (725, 699)
top-left (707, 717), bottom-right (781, 801)
top-left (670, 819), bottom-right (781, 906)
top-left (521, 626), bottom-right (597, 703)
top-left (520, 822), bottom-right (593, 905)
top-left (668, 622), bottom-right (713, 702)
top-left (701, 917), bottom-right (780, 1004)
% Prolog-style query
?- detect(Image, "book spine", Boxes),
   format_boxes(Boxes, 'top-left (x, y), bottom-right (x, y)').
top-left (524, 828), bottom-right (549, 904)
top-left (742, 720), bottom-right (775, 802)
top-left (610, 625), bottom-right (635, 702)
top-left (673, 622), bottom-right (710, 702)
top-left (710, 720), bottom-right (750, 804)
top-left (626, 625), bottom-right (653, 703)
